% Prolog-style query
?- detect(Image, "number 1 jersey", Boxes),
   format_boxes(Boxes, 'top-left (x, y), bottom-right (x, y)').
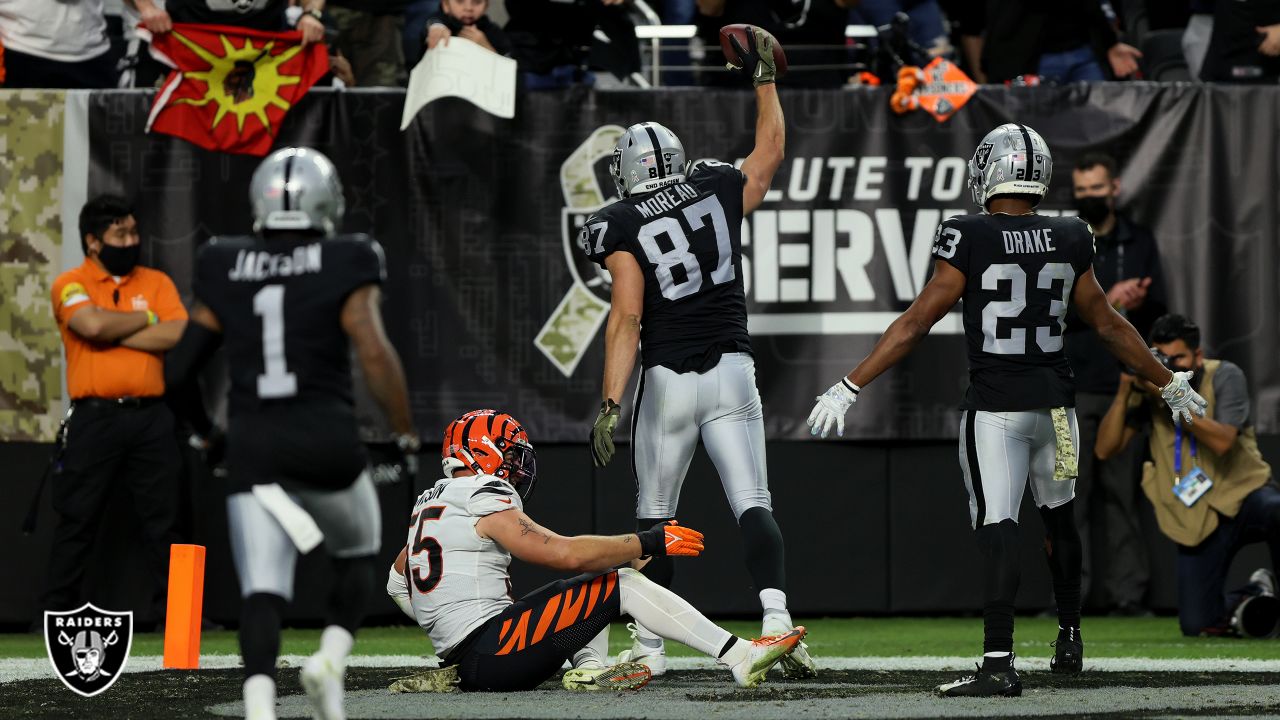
top-left (582, 162), bottom-right (751, 373)
top-left (932, 213), bottom-right (1095, 411)
top-left (193, 233), bottom-right (386, 415)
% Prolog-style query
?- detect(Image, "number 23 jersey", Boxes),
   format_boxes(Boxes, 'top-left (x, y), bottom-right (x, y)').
top-left (932, 213), bottom-right (1095, 412)
top-left (582, 162), bottom-right (751, 373)
top-left (404, 476), bottom-right (520, 657)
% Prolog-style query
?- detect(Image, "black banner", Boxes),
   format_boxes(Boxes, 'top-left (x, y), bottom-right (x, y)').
top-left (86, 85), bottom-right (1280, 442)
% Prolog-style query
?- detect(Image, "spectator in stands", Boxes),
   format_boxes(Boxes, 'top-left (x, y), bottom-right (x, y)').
top-left (853, 0), bottom-right (952, 60)
top-left (403, 0), bottom-right (440, 68)
top-left (0, 0), bottom-right (117, 88)
top-left (1064, 151), bottom-right (1167, 616)
top-left (1199, 0), bottom-right (1280, 82)
top-left (43, 196), bottom-right (188, 627)
top-left (133, 0), bottom-right (325, 44)
top-left (1096, 315), bottom-right (1280, 637)
top-left (1183, 1), bottom-right (1216, 78)
top-left (327, 0), bottom-right (408, 86)
top-left (971, 0), bottom-right (1143, 84)
top-left (425, 0), bottom-right (511, 56)
top-left (505, 0), bottom-right (630, 88)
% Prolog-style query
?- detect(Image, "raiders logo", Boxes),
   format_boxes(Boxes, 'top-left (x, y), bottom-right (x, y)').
top-left (974, 143), bottom-right (994, 171)
top-left (44, 604), bottom-right (133, 697)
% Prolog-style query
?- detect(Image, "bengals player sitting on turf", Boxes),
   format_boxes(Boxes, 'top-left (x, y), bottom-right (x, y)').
top-left (386, 409), bottom-right (806, 692)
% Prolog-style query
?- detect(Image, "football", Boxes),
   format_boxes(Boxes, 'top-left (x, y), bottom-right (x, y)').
top-left (719, 24), bottom-right (788, 79)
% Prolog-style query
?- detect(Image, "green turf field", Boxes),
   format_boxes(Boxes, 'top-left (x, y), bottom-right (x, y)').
top-left (4, 616), bottom-right (1279, 661)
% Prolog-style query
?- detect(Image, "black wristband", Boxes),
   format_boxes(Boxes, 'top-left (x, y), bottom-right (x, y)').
top-left (841, 378), bottom-right (860, 395)
top-left (636, 523), bottom-right (666, 557)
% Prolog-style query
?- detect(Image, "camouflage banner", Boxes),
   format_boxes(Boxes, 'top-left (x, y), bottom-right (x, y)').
top-left (0, 91), bottom-right (68, 442)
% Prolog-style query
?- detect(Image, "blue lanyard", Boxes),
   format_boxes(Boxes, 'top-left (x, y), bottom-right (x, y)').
top-left (1174, 425), bottom-right (1198, 476)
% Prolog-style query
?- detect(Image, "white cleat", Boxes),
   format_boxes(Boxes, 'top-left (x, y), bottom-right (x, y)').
top-left (300, 653), bottom-right (346, 720)
top-left (616, 623), bottom-right (667, 677)
top-left (562, 661), bottom-right (653, 691)
top-left (242, 675), bottom-right (277, 720)
top-left (730, 626), bottom-right (807, 688)
top-left (763, 618), bottom-right (817, 679)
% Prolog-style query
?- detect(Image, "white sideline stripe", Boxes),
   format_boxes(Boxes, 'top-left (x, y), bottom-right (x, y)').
top-left (5, 654), bottom-right (1279, 684)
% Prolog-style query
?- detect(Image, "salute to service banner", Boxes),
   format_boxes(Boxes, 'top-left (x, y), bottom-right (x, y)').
top-left (3, 86), bottom-right (1278, 442)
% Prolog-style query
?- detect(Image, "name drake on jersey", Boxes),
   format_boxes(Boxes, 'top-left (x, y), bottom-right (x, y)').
top-left (1001, 229), bottom-right (1058, 255)
top-left (227, 243), bottom-right (323, 282)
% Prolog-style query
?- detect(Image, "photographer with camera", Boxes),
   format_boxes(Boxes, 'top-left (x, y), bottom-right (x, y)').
top-left (1096, 314), bottom-right (1280, 638)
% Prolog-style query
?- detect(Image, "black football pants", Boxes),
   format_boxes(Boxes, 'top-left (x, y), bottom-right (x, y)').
top-left (41, 401), bottom-right (182, 614)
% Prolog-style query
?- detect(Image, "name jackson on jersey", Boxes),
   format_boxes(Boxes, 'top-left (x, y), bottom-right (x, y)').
top-left (226, 243), bottom-right (324, 281)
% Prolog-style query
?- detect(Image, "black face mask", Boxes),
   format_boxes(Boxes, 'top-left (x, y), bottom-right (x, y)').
top-left (97, 244), bottom-right (141, 276)
top-left (1074, 196), bottom-right (1112, 226)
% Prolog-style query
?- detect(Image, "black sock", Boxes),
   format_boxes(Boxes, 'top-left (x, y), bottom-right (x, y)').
top-left (975, 519), bottom-right (1020, 656)
top-left (328, 554), bottom-right (377, 634)
top-left (636, 518), bottom-right (675, 588)
top-left (981, 652), bottom-right (1013, 672)
top-left (1039, 501), bottom-right (1082, 631)
top-left (240, 593), bottom-right (287, 679)
top-left (738, 507), bottom-right (786, 592)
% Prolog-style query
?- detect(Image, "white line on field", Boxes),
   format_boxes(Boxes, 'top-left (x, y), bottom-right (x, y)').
top-left (5, 653), bottom-right (1279, 684)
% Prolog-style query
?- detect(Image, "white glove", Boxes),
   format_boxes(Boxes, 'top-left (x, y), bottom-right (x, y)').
top-left (1161, 370), bottom-right (1208, 425)
top-left (806, 378), bottom-right (860, 438)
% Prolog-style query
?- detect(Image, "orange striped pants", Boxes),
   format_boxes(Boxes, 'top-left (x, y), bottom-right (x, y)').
top-left (452, 570), bottom-right (620, 691)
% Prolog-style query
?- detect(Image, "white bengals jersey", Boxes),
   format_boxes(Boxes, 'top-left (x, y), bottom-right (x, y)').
top-left (405, 474), bottom-right (521, 657)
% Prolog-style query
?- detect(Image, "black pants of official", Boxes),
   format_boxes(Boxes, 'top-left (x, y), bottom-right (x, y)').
top-left (41, 401), bottom-right (182, 615)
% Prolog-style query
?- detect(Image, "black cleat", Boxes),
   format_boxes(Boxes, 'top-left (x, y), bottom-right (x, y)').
top-left (936, 663), bottom-right (1022, 697)
top-left (1051, 626), bottom-right (1083, 674)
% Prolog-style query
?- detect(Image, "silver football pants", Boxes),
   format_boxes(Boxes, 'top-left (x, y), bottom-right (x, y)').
top-left (958, 408), bottom-right (1079, 529)
top-left (631, 352), bottom-right (771, 520)
top-left (227, 471), bottom-right (381, 600)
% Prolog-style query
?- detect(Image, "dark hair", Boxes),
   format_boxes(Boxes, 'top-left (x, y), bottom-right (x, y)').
top-left (1149, 314), bottom-right (1201, 350)
top-left (1074, 151), bottom-right (1118, 181)
top-left (78, 195), bottom-right (133, 255)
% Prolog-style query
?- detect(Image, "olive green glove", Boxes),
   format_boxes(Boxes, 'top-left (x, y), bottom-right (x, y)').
top-left (590, 399), bottom-right (621, 467)
top-left (726, 26), bottom-right (777, 87)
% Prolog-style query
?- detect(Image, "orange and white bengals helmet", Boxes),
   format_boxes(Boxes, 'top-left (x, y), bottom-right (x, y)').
top-left (441, 409), bottom-right (537, 497)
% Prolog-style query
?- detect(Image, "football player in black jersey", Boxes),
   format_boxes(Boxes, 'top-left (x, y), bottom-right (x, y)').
top-left (806, 124), bottom-right (1206, 697)
top-left (164, 148), bottom-right (419, 720)
top-left (583, 26), bottom-right (815, 678)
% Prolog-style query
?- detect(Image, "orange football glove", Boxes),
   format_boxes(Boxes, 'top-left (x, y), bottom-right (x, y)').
top-left (638, 520), bottom-right (705, 557)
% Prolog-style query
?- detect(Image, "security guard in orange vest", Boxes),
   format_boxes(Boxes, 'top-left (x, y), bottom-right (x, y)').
top-left (1097, 314), bottom-right (1279, 637)
top-left (43, 195), bottom-right (188, 619)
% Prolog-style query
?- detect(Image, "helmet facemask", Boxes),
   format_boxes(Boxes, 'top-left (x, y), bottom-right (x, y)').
top-left (496, 441), bottom-right (537, 498)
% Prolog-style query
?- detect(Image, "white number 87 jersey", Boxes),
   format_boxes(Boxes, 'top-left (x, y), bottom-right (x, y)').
top-left (404, 475), bottom-right (523, 658)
